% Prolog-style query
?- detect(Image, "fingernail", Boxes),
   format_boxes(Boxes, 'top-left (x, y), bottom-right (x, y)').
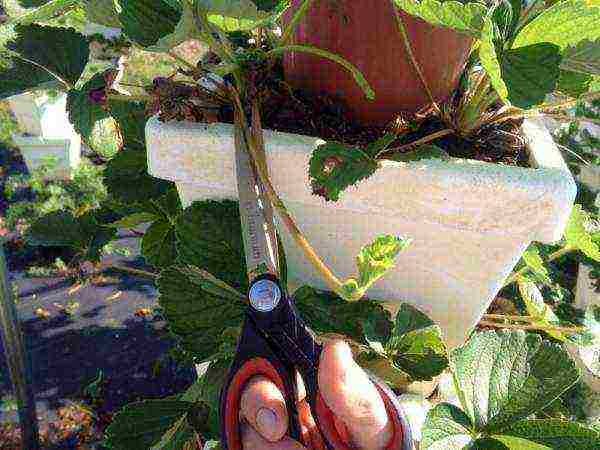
top-left (256, 407), bottom-right (277, 435)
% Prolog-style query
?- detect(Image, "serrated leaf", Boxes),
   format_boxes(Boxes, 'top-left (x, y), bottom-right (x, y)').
top-left (521, 244), bottom-right (551, 283)
top-left (141, 220), bottom-right (178, 267)
top-left (557, 69), bottom-right (593, 97)
top-left (157, 265), bottom-right (246, 361)
top-left (501, 43), bottom-right (562, 108)
top-left (450, 330), bottom-right (579, 433)
top-left (0, 53), bottom-right (54, 99)
top-left (83, 0), bottom-right (122, 28)
top-left (341, 235), bottom-right (410, 301)
top-left (364, 133), bottom-right (398, 158)
top-left (386, 304), bottom-right (448, 381)
top-left (108, 98), bottom-right (147, 147)
top-left (103, 400), bottom-right (193, 450)
top-left (196, 0), bottom-right (270, 20)
top-left (395, 0), bottom-right (487, 37)
top-left (420, 402), bottom-right (474, 450)
top-left (175, 200), bottom-right (247, 292)
top-left (105, 212), bottom-right (158, 228)
top-left (104, 145), bottom-right (174, 205)
top-left (67, 71), bottom-right (110, 144)
top-left (117, 0), bottom-right (196, 52)
top-left (561, 39), bottom-right (600, 75)
top-left (198, 0), bottom-right (284, 31)
top-left (564, 204), bottom-right (600, 261)
top-left (309, 142), bottom-right (379, 202)
top-left (3, 0), bottom-right (79, 28)
top-left (513, 0), bottom-right (600, 53)
top-left (7, 24), bottom-right (89, 86)
top-left (480, 18), bottom-right (509, 102)
top-left (518, 279), bottom-right (565, 341)
top-left (25, 210), bottom-right (86, 248)
top-left (385, 145), bottom-right (450, 163)
top-left (494, 419), bottom-right (600, 449)
top-left (292, 286), bottom-right (393, 344)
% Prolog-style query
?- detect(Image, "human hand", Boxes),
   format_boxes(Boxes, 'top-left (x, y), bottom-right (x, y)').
top-left (238, 340), bottom-right (394, 449)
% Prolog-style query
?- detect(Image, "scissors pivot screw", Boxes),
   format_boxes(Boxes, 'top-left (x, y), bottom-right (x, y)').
top-left (249, 278), bottom-right (281, 312)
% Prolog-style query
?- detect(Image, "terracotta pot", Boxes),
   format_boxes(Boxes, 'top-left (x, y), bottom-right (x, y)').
top-left (282, 0), bottom-right (473, 126)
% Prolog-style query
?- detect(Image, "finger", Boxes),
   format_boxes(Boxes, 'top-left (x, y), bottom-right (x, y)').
top-left (240, 376), bottom-right (288, 442)
top-left (318, 340), bottom-right (393, 450)
top-left (241, 424), bottom-right (307, 450)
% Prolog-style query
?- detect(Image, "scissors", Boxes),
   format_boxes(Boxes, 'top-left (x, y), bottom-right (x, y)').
top-left (219, 120), bottom-right (412, 450)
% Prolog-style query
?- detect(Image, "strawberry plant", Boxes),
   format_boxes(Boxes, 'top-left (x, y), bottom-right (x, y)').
top-left (1, 0), bottom-right (600, 449)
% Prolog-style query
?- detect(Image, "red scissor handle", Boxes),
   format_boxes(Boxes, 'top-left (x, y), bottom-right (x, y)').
top-left (219, 275), bottom-right (412, 449)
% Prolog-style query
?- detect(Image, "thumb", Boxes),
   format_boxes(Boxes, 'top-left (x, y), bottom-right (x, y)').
top-left (318, 340), bottom-right (393, 450)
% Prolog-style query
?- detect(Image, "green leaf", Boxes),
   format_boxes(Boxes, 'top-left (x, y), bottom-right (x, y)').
top-left (292, 286), bottom-right (393, 344)
top-left (518, 279), bottom-right (565, 341)
top-left (394, 0), bottom-right (488, 37)
top-left (140, 188), bottom-right (182, 267)
top-left (480, 18), bottom-right (509, 102)
top-left (105, 212), bottom-right (158, 228)
top-left (564, 204), bottom-right (600, 261)
top-left (103, 400), bottom-right (193, 450)
top-left (141, 220), bottom-right (178, 267)
top-left (0, 54), bottom-right (54, 99)
top-left (521, 244), bottom-right (551, 284)
top-left (364, 133), bottom-right (398, 158)
top-left (420, 402), bottom-right (474, 450)
top-left (175, 200), bottom-right (247, 292)
top-left (385, 145), bottom-right (450, 163)
top-left (117, 0), bottom-right (196, 52)
top-left (196, 0), bottom-right (271, 20)
top-left (495, 419), bottom-right (600, 449)
top-left (386, 304), bottom-right (448, 381)
top-left (557, 70), bottom-right (594, 97)
top-left (108, 98), bottom-right (147, 148)
top-left (3, 0), bottom-right (79, 28)
top-left (83, 0), bottom-right (122, 28)
top-left (6, 24), bottom-right (89, 87)
top-left (156, 265), bottom-right (246, 361)
top-left (340, 235), bottom-right (410, 301)
top-left (199, 0), bottom-right (287, 32)
top-left (500, 43), bottom-right (562, 108)
top-left (67, 71), bottom-right (110, 145)
top-left (450, 330), bottom-right (580, 433)
top-left (561, 39), bottom-right (600, 75)
top-left (513, 0), bottom-right (600, 53)
top-left (104, 145), bottom-right (174, 205)
top-left (309, 141), bottom-right (379, 202)
top-left (25, 210), bottom-right (86, 248)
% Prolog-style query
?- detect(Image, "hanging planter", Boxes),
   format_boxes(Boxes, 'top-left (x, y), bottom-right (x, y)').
top-left (146, 116), bottom-right (575, 349)
top-left (282, 0), bottom-right (472, 126)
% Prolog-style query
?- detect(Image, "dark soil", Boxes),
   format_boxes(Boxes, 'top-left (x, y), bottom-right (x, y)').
top-left (209, 63), bottom-right (530, 167)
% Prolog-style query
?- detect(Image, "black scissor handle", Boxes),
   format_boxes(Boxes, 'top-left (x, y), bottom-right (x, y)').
top-left (219, 275), bottom-right (412, 449)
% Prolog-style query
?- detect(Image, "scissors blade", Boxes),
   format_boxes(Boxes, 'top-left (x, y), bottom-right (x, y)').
top-left (234, 122), bottom-right (278, 279)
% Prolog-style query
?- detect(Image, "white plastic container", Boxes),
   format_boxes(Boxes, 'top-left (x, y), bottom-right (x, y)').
top-left (8, 92), bottom-right (81, 180)
top-left (146, 117), bottom-right (576, 348)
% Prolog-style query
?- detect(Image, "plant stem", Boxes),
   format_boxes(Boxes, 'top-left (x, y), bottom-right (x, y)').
top-left (106, 265), bottom-right (157, 280)
top-left (280, 0), bottom-right (315, 46)
top-left (167, 50), bottom-right (197, 71)
top-left (267, 45), bottom-right (374, 100)
top-left (479, 320), bottom-right (584, 334)
top-left (231, 91), bottom-right (345, 295)
top-left (377, 129), bottom-right (454, 158)
top-left (484, 314), bottom-right (548, 323)
top-left (503, 246), bottom-right (573, 287)
top-left (390, 2), bottom-right (437, 110)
